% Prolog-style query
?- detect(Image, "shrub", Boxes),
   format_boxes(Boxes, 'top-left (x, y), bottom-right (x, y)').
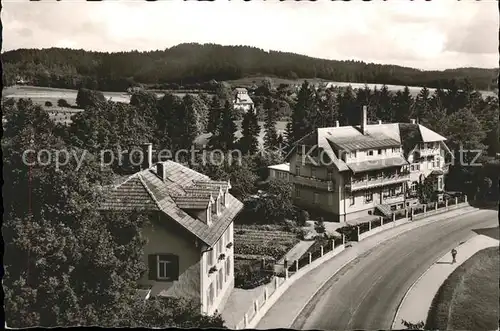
top-left (44, 101), bottom-right (53, 107)
top-left (234, 260), bottom-right (273, 289)
top-left (297, 210), bottom-right (310, 226)
top-left (314, 218), bottom-right (326, 233)
top-left (57, 98), bottom-right (71, 107)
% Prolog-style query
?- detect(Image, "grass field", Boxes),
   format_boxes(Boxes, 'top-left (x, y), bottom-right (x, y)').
top-left (425, 246), bottom-right (500, 330)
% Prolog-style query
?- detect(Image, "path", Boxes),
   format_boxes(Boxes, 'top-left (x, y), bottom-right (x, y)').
top-left (392, 230), bottom-right (500, 329)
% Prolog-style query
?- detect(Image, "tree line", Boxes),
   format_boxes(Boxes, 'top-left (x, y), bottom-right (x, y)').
top-left (3, 43), bottom-right (498, 91)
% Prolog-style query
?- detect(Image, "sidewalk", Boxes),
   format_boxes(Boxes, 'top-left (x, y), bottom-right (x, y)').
top-left (255, 206), bottom-right (480, 329)
top-left (392, 232), bottom-right (500, 329)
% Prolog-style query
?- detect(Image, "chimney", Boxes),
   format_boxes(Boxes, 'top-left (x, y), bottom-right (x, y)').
top-left (361, 105), bottom-right (367, 134)
top-left (410, 119), bottom-right (416, 124)
top-left (335, 120), bottom-right (340, 127)
top-left (157, 162), bottom-right (167, 181)
top-left (141, 143), bottom-right (153, 169)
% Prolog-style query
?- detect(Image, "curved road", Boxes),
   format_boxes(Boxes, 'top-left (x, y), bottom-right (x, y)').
top-left (288, 209), bottom-right (498, 330)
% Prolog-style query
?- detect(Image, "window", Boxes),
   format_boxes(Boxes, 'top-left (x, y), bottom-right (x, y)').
top-left (295, 165), bottom-right (301, 176)
top-left (368, 150), bottom-right (374, 156)
top-left (313, 193), bottom-right (319, 204)
top-left (411, 182), bottom-right (417, 192)
top-left (378, 149), bottom-right (382, 155)
top-left (295, 187), bottom-right (301, 198)
top-left (390, 188), bottom-right (396, 196)
top-left (349, 195), bottom-right (355, 205)
top-left (393, 147), bottom-right (399, 153)
top-left (410, 164), bottom-right (415, 171)
top-left (148, 254), bottom-right (179, 281)
top-left (364, 192), bottom-right (373, 203)
top-left (383, 189), bottom-right (390, 198)
top-left (327, 169), bottom-right (334, 180)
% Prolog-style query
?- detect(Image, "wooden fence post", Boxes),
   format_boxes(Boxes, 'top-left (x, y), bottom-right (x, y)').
top-left (392, 213), bottom-right (396, 222)
top-left (320, 245), bottom-right (324, 257)
top-left (445, 199), bottom-right (448, 208)
top-left (357, 226), bottom-right (360, 238)
top-left (464, 195), bottom-right (468, 203)
top-left (423, 205), bottom-right (427, 213)
top-left (369, 220), bottom-right (372, 231)
top-left (254, 299), bottom-right (259, 313)
top-left (435, 202), bottom-right (438, 211)
top-left (274, 277), bottom-right (279, 289)
top-left (285, 268), bottom-right (289, 280)
top-left (244, 314), bottom-right (248, 328)
top-left (332, 239), bottom-right (335, 250)
top-left (411, 208), bottom-right (414, 219)
top-left (295, 260), bottom-right (299, 272)
top-left (342, 234), bottom-right (345, 245)
top-left (380, 216), bottom-right (384, 225)
top-left (455, 197), bottom-right (458, 205)
top-left (405, 209), bottom-right (408, 219)
top-left (308, 252), bottom-right (312, 264)
top-left (264, 286), bottom-right (268, 301)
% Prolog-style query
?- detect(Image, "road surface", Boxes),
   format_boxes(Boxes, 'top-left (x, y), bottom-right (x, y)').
top-left (290, 209), bottom-right (497, 330)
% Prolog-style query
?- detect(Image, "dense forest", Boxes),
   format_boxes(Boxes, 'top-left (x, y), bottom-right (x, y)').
top-left (3, 43), bottom-right (498, 92)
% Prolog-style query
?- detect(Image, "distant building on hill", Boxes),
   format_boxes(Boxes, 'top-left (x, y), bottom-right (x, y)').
top-left (233, 88), bottom-right (254, 113)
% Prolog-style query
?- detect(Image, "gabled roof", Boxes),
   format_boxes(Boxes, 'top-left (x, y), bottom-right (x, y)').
top-left (290, 122), bottom-right (447, 173)
top-left (418, 124), bottom-right (447, 142)
top-left (100, 161), bottom-right (243, 247)
top-left (174, 193), bottom-right (213, 210)
top-left (268, 163), bottom-right (290, 172)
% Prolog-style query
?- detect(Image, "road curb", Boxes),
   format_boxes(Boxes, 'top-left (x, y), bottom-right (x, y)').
top-left (391, 232), bottom-right (497, 329)
top-left (288, 206), bottom-right (479, 329)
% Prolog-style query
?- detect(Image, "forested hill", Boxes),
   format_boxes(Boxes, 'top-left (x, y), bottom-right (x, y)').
top-left (2, 43), bottom-right (498, 92)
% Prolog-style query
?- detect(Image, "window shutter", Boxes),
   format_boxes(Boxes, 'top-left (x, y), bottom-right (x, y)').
top-left (170, 255), bottom-right (179, 281)
top-left (148, 254), bottom-right (157, 280)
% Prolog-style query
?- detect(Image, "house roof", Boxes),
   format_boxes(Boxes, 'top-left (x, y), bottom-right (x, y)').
top-left (291, 122), bottom-right (446, 173)
top-left (347, 156), bottom-right (408, 173)
top-left (268, 163), bottom-right (290, 172)
top-left (184, 186), bottom-right (223, 197)
top-left (100, 161), bottom-right (243, 247)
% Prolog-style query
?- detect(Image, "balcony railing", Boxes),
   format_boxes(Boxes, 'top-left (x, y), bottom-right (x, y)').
top-left (346, 173), bottom-right (410, 192)
top-left (418, 148), bottom-right (440, 158)
top-left (293, 175), bottom-right (334, 191)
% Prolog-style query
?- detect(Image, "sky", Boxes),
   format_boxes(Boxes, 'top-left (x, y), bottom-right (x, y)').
top-left (2, 0), bottom-right (499, 71)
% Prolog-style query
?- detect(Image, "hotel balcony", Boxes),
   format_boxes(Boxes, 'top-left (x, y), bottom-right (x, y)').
top-left (346, 173), bottom-right (410, 192)
top-left (293, 175), bottom-right (334, 191)
top-left (418, 148), bottom-right (440, 158)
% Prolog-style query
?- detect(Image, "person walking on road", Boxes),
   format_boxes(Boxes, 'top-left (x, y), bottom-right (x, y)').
top-left (451, 248), bottom-right (457, 264)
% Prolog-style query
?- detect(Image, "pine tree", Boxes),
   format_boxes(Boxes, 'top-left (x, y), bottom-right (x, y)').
top-left (338, 85), bottom-right (356, 125)
top-left (374, 84), bottom-right (393, 122)
top-left (391, 86), bottom-right (413, 123)
top-left (317, 88), bottom-right (339, 127)
top-left (213, 100), bottom-right (237, 150)
top-left (263, 99), bottom-right (279, 150)
top-left (207, 95), bottom-right (223, 135)
top-left (178, 94), bottom-right (201, 151)
top-left (355, 85), bottom-right (374, 123)
top-left (413, 87), bottom-right (431, 123)
top-left (240, 108), bottom-right (260, 155)
top-left (291, 81), bottom-right (316, 143)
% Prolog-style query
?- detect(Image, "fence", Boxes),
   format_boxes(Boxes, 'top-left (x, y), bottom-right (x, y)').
top-left (236, 235), bottom-right (346, 329)
top-left (234, 194), bottom-right (469, 329)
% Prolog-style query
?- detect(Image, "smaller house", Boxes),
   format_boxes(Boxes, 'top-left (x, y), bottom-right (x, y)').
top-left (233, 88), bottom-right (254, 113)
top-left (268, 163), bottom-right (290, 182)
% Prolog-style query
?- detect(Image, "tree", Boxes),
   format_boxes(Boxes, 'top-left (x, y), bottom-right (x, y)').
top-left (316, 88), bottom-right (339, 127)
top-left (212, 100), bottom-right (237, 151)
top-left (44, 101), bottom-right (53, 107)
top-left (392, 86), bottom-right (413, 123)
top-left (338, 85), bottom-right (356, 125)
top-left (374, 84), bottom-right (393, 122)
top-left (252, 179), bottom-right (294, 223)
top-left (263, 98), bottom-right (279, 150)
top-left (413, 87), bottom-right (431, 123)
top-left (76, 88), bottom-right (107, 109)
top-left (239, 108), bottom-right (260, 155)
top-left (417, 176), bottom-right (436, 203)
top-left (207, 95), bottom-right (224, 135)
top-left (291, 81), bottom-right (316, 143)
